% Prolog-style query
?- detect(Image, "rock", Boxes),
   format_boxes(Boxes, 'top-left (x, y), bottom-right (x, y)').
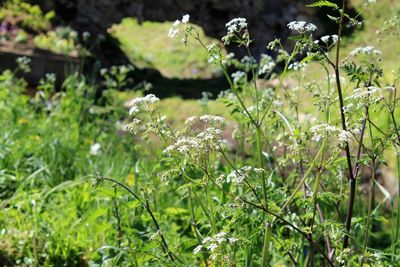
top-left (33, 0), bottom-right (356, 59)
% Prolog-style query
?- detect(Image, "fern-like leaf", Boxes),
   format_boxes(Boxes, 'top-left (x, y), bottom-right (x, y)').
top-left (306, 0), bottom-right (339, 9)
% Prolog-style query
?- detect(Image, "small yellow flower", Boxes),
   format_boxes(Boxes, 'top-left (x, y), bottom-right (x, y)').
top-left (30, 135), bottom-right (41, 141)
top-left (17, 118), bottom-right (28, 125)
top-left (126, 173), bottom-right (135, 186)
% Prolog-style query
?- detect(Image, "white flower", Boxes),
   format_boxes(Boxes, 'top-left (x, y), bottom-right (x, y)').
top-left (338, 130), bottom-right (352, 143)
top-left (321, 35), bottom-right (330, 43)
top-left (199, 115), bottom-right (224, 123)
top-left (226, 52), bottom-right (235, 59)
top-left (287, 21), bottom-right (317, 33)
top-left (168, 28), bottom-right (179, 38)
top-left (90, 143), bottom-right (101, 155)
top-left (173, 20), bottom-right (180, 26)
top-left (185, 116), bottom-right (197, 125)
top-left (231, 71), bottom-right (246, 83)
top-left (225, 18), bottom-right (247, 34)
top-left (288, 61), bottom-right (307, 71)
top-left (228, 237), bottom-right (239, 244)
top-left (128, 106), bottom-right (140, 115)
top-left (130, 94), bottom-right (159, 105)
top-left (258, 54), bottom-right (276, 75)
top-left (193, 245), bottom-right (202, 254)
top-left (310, 123), bottom-right (340, 142)
top-left (366, 0), bottom-right (376, 3)
top-left (207, 243), bottom-right (218, 252)
top-left (181, 14), bottom-right (190, 24)
top-left (215, 232), bottom-right (227, 238)
top-left (350, 46), bottom-right (382, 56)
top-left (331, 35), bottom-right (339, 44)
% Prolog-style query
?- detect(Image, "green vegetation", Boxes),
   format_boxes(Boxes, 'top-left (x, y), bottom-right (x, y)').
top-left (110, 18), bottom-right (223, 79)
top-left (0, 0), bottom-right (400, 266)
top-left (34, 27), bottom-right (86, 57)
top-left (0, 0), bottom-right (54, 32)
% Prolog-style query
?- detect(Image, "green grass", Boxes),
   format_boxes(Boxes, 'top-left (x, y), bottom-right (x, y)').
top-left (110, 18), bottom-right (223, 79)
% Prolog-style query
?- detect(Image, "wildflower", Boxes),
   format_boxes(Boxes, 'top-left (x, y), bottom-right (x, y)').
top-left (181, 14), bottom-right (190, 24)
top-left (258, 54), bottom-right (276, 75)
top-left (90, 143), bottom-right (101, 155)
top-left (319, 34), bottom-right (339, 45)
top-left (207, 243), bottom-right (218, 252)
top-left (196, 232), bottom-right (239, 255)
top-left (199, 115), bottom-right (224, 123)
top-left (338, 130), bottom-right (352, 144)
top-left (287, 21), bottom-right (317, 33)
top-left (225, 18), bottom-right (247, 34)
top-left (128, 94), bottom-right (160, 115)
top-left (173, 20), bottom-right (180, 27)
top-left (185, 116), bottom-right (197, 125)
top-left (226, 52), bottom-right (235, 59)
top-left (193, 245), bottom-right (202, 254)
top-left (288, 61), bottom-right (307, 71)
top-left (350, 46), bottom-right (382, 56)
top-left (310, 123), bottom-right (340, 142)
top-left (168, 14), bottom-right (190, 38)
top-left (222, 17), bottom-right (249, 45)
top-left (168, 28), bottom-right (179, 38)
top-left (331, 35), bottom-right (339, 44)
top-left (128, 106), bottom-right (140, 115)
top-left (228, 237), bottom-right (239, 244)
top-left (216, 174), bottom-right (225, 185)
top-left (231, 71), bottom-right (246, 83)
top-left (321, 35), bottom-right (330, 43)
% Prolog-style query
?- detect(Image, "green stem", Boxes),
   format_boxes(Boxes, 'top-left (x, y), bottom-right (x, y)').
top-left (261, 223), bottom-right (272, 267)
top-left (361, 159), bottom-right (375, 267)
top-left (256, 126), bottom-right (268, 205)
top-left (260, 43), bottom-right (298, 124)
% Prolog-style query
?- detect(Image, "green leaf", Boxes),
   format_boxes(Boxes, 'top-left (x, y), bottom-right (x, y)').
top-left (307, 0), bottom-right (338, 9)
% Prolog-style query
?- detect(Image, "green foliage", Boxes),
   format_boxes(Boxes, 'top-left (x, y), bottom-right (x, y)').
top-left (307, 0), bottom-right (339, 9)
top-left (0, 0), bottom-right (54, 32)
top-left (1, 1), bottom-right (400, 267)
top-left (34, 27), bottom-right (87, 56)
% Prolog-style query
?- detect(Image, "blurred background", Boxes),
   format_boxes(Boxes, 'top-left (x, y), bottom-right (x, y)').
top-left (0, 0), bottom-right (369, 99)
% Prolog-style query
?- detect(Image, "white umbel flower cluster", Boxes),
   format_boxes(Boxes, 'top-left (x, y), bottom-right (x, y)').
top-left (258, 54), bottom-right (276, 75)
top-left (128, 94), bottom-right (160, 115)
top-left (287, 21), bottom-right (318, 33)
top-left (231, 71), bottom-right (246, 83)
top-left (222, 17), bottom-right (249, 45)
top-left (193, 232), bottom-right (239, 255)
top-left (226, 166), bottom-right (264, 185)
top-left (163, 115), bottom-right (224, 162)
top-left (350, 46), bottom-right (382, 56)
top-left (320, 34), bottom-right (339, 44)
top-left (310, 123), bottom-right (352, 144)
top-left (345, 86), bottom-right (384, 109)
top-left (225, 18), bottom-right (248, 34)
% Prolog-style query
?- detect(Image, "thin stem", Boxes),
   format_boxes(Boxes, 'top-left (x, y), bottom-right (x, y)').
top-left (97, 177), bottom-right (176, 262)
top-left (260, 44), bottom-right (298, 125)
